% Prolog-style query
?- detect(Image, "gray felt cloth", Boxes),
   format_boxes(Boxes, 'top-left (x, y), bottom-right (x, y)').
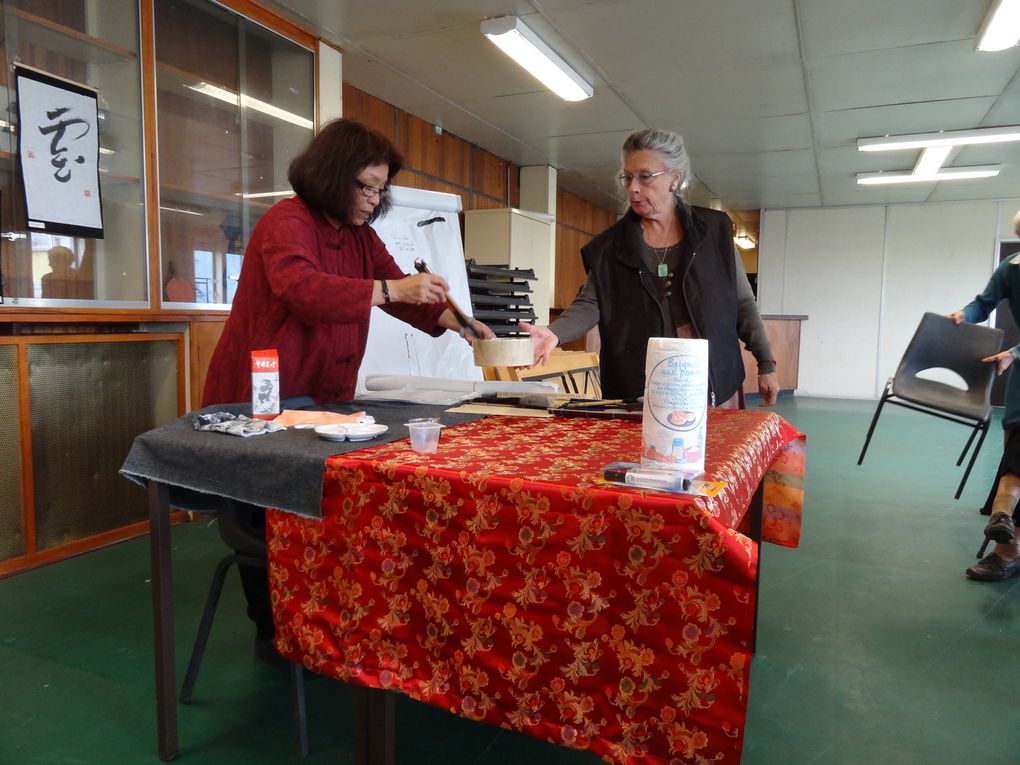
top-left (120, 400), bottom-right (481, 519)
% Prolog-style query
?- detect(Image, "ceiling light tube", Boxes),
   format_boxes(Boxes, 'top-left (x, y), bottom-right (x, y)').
top-left (913, 145), bottom-right (953, 176)
top-left (184, 82), bottom-right (313, 129)
top-left (858, 125), bottom-right (1020, 151)
top-left (481, 16), bottom-right (594, 101)
top-left (856, 166), bottom-right (1001, 185)
top-left (978, 0), bottom-right (1020, 51)
top-left (734, 235), bottom-right (756, 250)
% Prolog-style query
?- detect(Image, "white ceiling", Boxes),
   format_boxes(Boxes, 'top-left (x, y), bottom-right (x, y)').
top-left (263, 0), bottom-right (1020, 231)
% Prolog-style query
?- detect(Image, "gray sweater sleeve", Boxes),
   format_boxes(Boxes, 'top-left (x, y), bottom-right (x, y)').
top-left (547, 274), bottom-right (600, 344)
top-left (734, 249), bottom-right (776, 374)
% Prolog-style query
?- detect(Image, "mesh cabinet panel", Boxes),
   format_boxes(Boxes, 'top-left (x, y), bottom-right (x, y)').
top-left (0, 345), bottom-right (24, 562)
top-left (29, 340), bottom-right (179, 550)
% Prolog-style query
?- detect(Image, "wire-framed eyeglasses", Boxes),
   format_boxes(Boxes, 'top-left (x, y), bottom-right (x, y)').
top-left (355, 179), bottom-right (389, 198)
top-left (617, 169), bottom-right (669, 187)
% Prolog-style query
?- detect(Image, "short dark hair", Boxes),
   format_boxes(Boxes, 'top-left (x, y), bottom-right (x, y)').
top-left (288, 118), bottom-right (403, 222)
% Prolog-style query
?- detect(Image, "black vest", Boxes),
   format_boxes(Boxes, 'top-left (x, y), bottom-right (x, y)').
top-left (581, 205), bottom-right (744, 403)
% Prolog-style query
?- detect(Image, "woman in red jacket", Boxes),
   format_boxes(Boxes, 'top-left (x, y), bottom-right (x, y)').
top-left (202, 119), bottom-right (491, 661)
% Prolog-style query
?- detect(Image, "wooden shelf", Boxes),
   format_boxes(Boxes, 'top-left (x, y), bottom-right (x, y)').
top-left (11, 8), bottom-right (138, 66)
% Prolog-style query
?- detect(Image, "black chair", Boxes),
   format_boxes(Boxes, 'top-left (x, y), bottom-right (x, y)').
top-left (171, 491), bottom-right (309, 756)
top-left (857, 312), bottom-right (1004, 499)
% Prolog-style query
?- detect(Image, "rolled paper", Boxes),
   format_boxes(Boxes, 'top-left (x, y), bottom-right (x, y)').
top-left (640, 338), bottom-right (709, 474)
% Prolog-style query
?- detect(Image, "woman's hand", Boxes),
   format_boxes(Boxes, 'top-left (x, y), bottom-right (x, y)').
top-left (519, 321), bottom-right (559, 366)
top-left (983, 349), bottom-right (1017, 376)
top-left (459, 318), bottom-right (495, 344)
top-left (946, 311), bottom-right (965, 324)
top-left (391, 273), bottom-right (449, 304)
top-left (757, 372), bottom-right (780, 407)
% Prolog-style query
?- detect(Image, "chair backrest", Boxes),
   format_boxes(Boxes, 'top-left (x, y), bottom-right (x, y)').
top-left (484, 349), bottom-right (602, 399)
top-left (894, 312), bottom-right (1004, 394)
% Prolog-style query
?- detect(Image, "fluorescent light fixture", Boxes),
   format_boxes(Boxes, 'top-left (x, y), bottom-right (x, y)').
top-left (858, 125), bottom-right (1020, 152)
top-left (978, 0), bottom-right (1020, 51)
top-left (184, 82), bottom-right (313, 129)
top-left (912, 146), bottom-right (953, 176)
top-left (856, 166), bottom-right (1001, 185)
top-left (734, 235), bottom-right (756, 250)
top-left (481, 16), bottom-right (593, 101)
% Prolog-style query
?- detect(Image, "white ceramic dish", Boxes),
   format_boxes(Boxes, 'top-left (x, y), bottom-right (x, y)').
top-left (314, 423), bottom-right (388, 442)
top-left (472, 337), bottom-right (533, 367)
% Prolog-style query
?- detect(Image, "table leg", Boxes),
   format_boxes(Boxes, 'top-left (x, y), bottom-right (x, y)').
top-left (749, 479), bottom-right (764, 655)
top-left (148, 481), bottom-right (178, 760)
top-left (353, 686), bottom-right (395, 765)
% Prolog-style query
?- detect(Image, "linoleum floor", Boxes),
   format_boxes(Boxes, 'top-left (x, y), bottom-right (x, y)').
top-left (0, 396), bottom-right (1016, 764)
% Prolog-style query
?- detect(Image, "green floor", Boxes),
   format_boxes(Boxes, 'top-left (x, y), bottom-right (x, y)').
top-left (1, 396), bottom-right (1017, 764)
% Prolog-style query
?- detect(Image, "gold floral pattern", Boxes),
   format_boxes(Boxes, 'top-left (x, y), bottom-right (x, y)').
top-left (268, 409), bottom-right (805, 764)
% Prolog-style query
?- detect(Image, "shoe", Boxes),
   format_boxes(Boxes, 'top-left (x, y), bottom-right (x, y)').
top-left (254, 634), bottom-right (291, 672)
top-left (966, 552), bottom-right (1020, 581)
top-left (984, 512), bottom-right (1016, 545)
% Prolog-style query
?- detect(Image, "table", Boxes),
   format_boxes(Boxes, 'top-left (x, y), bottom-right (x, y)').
top-left (266, 409), bottom-right (805, 765)
top-left (120, 400), bottom-right (481, 760)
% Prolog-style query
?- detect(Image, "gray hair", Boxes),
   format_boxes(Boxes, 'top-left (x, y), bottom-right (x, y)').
top-left (620, 128), bottom-right (692, 203)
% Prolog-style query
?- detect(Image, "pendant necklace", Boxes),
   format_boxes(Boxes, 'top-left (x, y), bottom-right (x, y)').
top-left (648, 242), bottom-right (680, 278)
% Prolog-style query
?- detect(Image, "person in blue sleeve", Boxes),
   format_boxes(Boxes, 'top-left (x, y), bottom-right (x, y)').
top-left (948, 209), bottom-right (1020, 581)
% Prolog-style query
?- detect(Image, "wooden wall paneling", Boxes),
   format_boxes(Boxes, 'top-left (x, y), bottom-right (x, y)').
top-left (342, 84), bottom-right (397, 140)
top-left (471, 147), bottom-right (509, 204)
top-left (468, 195), bottom-right (506, 212)
top-left (398, 113), bottom-right (442, 177)
top-left (191, 318), bottom-right (227, 406)
top-left (441, 133), bottom-right (471, 189)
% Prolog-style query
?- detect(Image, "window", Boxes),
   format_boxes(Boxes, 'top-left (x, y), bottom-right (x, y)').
top-left (154, 0), bottom-right (314, 307)
top-left (0, 0), bottom-right (147, 305)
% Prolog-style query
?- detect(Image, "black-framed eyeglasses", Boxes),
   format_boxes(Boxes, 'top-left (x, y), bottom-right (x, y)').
top-left (617, 169), bottom-right (669, 187)
top-left (355, 179), bottom-right (389, 198)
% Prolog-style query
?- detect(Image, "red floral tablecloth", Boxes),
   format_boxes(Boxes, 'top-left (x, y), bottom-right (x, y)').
top-left (267, 409), bottom-right (805, 764)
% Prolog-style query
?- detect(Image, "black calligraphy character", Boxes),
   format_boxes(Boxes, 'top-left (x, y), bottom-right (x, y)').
top-left (38, 107), bottom-right (91, 183)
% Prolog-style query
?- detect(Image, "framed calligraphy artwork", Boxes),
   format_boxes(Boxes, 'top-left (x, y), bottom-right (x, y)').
top-left (15, 65), bottom-right (104, 239)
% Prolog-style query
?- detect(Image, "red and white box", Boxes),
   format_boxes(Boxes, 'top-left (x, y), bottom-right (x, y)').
top-left (251, 349), bottom-right (280, 420)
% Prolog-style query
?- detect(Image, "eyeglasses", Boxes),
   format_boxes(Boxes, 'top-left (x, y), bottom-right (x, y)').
top-left (355, 179), bottom-right (389, 198)
top-left (617, 169), bottom-right (669, 187)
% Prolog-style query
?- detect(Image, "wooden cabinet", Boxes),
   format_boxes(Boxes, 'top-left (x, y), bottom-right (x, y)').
top-left (741, 315), bottom-right (807, 395)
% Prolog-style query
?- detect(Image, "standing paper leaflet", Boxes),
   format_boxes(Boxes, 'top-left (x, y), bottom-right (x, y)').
top-left (251, 349), bottom-right (279, 420)
top-left (640, 338), bottom-right (709, 475)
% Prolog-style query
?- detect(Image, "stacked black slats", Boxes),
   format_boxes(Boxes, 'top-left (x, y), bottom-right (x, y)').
top-left (465, 259), bottom-right (537, 337)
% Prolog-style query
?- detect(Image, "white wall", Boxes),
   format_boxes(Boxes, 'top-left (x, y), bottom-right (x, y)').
top-left (759, 197), bottom-right (1020, 399)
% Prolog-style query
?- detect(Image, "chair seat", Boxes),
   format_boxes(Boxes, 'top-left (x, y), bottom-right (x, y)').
top-left (891, 377), bottom-right (992, 422)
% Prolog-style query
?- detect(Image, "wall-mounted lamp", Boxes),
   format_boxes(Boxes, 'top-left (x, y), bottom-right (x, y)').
top-left (978, 0), bottom-right (1020, 51)
top-left (481, 16), bottom-right (593, 102)
top-left (734, 235), bottom-right (756, 250)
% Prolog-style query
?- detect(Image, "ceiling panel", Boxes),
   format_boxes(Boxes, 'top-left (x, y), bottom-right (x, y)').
top-left (266, 0), bottom-right (1020, 217)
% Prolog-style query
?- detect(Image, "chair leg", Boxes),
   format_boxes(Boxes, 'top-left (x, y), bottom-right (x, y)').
top-left (857, 392), bottom-right (890, 465)
top-left (180, 555), bottom-right (236, 704)
top-left (955, 422), bottom-right (990, 500)
top-left (292, 663), bottom-right (309, 756)
top-left (977, 536), bottom-right (991, 558)
top-left (955, 423), bottom-right (981, 467)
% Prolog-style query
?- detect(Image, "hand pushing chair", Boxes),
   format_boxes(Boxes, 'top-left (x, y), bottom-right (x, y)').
top-left (857, 312), bottom-right (1003, 499)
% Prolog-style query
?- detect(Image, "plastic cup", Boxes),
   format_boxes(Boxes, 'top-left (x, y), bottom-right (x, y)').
top-left (408, 421), bottom-right (441, 453)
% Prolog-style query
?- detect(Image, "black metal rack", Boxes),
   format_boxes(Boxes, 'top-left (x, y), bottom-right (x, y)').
top-left (465, 259), bottom-right (536, 337)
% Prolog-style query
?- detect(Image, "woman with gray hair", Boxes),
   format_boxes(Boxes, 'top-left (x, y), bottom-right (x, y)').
top-left (522, 128), bottom-right (779, 406)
